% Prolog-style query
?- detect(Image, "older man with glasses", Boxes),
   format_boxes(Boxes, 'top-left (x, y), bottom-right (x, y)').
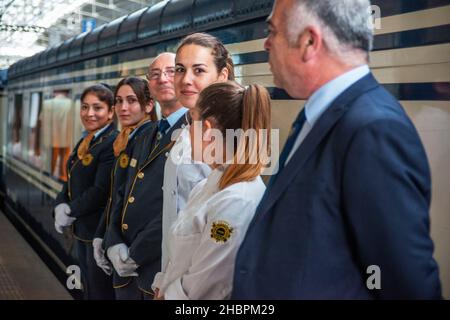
top-left (104, 52), bottom-right (188, 299)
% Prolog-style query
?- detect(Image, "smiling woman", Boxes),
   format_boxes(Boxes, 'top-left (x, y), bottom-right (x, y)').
top-left (80, 86), bottom-right (114, 133)
top-left (174, 32), bottom-right (235, 109)
top-left (53, 83), bottom-right (118, 300)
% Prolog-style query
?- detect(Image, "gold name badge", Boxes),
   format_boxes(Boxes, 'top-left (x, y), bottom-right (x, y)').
top-left (119, 153), bottom-right (130, 168)
top-left (82, 154), bottom-right (94, 166)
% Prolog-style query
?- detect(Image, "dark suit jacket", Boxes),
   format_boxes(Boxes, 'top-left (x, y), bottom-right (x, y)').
top-left (105, 114), bottom-right (187, 292)
top-left (55, 123), bottom-right (118, 242)
top-left (95, 121), bottom-right (154, 241)
top-left (231, 73), bottom-right (442, 299)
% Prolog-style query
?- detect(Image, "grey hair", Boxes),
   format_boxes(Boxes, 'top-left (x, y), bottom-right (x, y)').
top-left (286, 0), bottom-right (373, 64)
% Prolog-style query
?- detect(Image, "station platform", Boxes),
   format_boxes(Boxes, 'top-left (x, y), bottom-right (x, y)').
top-left (0, 211), bottom-right (72, 300)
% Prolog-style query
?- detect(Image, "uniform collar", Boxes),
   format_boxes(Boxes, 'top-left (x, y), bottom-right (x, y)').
top-left (129, 119), bottom-right (151, 140)
top-left (81, 122), bottom-right (112, 140)
top-left (164, 107), bottom-right (188, 130)
top-left (204, 166), bottom-right (226, 190)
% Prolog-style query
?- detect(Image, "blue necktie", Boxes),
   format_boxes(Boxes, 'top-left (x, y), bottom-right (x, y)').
top-left (157, 118), bottom-right (170, 140)
top-left (268, 108), bottom-right (306, 187)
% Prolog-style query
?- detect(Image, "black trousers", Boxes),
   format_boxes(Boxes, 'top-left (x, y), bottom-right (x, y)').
top-left (115, 278), bottom-right (154, 300)
top-left (75, 240), bottom-right (115, 300)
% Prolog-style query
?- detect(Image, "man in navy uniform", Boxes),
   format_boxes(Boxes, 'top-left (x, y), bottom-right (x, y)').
top-left (104, 53), bottom-right (187, 299)
top-left (232, 0), bottom-right (442, 299)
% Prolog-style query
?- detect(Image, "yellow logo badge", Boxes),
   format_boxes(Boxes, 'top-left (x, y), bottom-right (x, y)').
top-left (82, 154), bottom-right (94, 166)
top-left (119, 153), bottom-right (129, 168)
top-left (210, 221), bottom-right (233, 243)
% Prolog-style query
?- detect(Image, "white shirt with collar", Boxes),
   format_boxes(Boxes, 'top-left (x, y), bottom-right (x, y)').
top-left (154, 168), bottom-right (266, 299)
top-left (285, 65), bottom-right (370, 165)
top-left (159, 109), bottom-right (211, 280)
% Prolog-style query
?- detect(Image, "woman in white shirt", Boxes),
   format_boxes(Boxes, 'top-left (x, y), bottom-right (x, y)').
top-left (158, 33), bottom-right (235, 281)
top-left (154, 81), bottom-right (272, 299)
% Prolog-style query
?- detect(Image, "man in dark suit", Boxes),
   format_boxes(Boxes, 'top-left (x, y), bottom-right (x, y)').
top-left (232, 0), bottom-right (442, 299)
top-left (104, 53), bottom-right (188, 299)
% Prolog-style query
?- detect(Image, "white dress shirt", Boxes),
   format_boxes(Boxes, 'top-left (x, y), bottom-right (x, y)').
top-left (285, 65), bottom-right (370, 164)
top-left (160, 125), bottom-right (211, 276)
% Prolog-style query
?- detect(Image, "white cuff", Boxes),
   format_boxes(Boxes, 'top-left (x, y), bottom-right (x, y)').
top-left (164, 278), bottom-right (189, 300)
top-left (151, 271), bottom-right (165, 292)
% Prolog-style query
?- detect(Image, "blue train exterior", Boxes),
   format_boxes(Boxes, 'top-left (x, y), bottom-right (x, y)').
top-left (1, 0), bottom-right (449, 298)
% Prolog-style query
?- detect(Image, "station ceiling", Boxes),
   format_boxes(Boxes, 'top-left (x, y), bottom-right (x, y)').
top-left (0, 0), bottom-right (162, 69)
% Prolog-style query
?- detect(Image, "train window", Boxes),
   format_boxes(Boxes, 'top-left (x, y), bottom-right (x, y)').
top-left (40, 90), bottom-right (73, 181)
top-left (28, 92), bottom-right (43, 168)
top-left (20, 94), bottom-right (30, 161)
top-left (72, 97), bottom-right (84, 148)
top-left (7, 94), bottom-right (23, 158)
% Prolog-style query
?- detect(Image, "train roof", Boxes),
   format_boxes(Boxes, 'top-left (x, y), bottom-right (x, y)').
top-left (8, 0), bottom-right (273, 79)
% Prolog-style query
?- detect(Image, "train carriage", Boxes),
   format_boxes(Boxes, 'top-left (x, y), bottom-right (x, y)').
top-left (0, 0), bottom-right (449, 298)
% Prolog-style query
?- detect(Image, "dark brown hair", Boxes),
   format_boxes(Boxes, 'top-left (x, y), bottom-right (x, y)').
top-left (177, 32), bottom-right (235, 80)
top-left (81, 84), bottom-right (114, 110)
top-left (197, 81), bottom-right (271, 190)
top-left (114, 76), bottom-right (157, 121)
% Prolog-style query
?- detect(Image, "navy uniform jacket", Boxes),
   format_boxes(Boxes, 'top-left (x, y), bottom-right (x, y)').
top-left (105, 116), bottom-right (187, 292)
top-left (95, 121), bottom-right (154, 242)
top-left (55, 123), bottom-right (118, 242)
top-left (232, 74), bottom-right (442, 299)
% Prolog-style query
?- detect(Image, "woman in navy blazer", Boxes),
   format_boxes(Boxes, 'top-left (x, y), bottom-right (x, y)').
top-left (92, 77), bottom-right (157, 291)
top-left (54, 84), bottom-right (118, 299)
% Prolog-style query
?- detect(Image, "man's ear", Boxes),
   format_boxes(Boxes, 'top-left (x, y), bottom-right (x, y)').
top-left (299, 26), bottom-right (322, 62)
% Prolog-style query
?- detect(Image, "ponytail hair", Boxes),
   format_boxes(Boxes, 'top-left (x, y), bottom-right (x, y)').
top-left (196, 81), bottom-right (271, 190)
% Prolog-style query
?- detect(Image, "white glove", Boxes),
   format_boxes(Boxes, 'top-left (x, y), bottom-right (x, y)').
top-left (107, 243), bottom-right (139, 277)
top-left (93, 238), bottom-right (112, 276)
top-left (54, 203), bottom-right (76, 234)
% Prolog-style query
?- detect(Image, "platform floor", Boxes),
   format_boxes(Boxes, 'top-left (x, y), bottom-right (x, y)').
top-left (0, 211), bottom-right (72, 300)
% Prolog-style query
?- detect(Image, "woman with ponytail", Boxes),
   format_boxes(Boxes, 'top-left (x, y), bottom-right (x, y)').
top-left (153, 81), bottom-right (271, 299)
top-left (92, 77), bottom-right (156, 292)
top-left (54, 84), bottom-right (118, 299)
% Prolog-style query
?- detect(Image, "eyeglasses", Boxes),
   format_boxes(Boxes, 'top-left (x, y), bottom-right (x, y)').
top-left (146, 68), bottom-right (176, 80)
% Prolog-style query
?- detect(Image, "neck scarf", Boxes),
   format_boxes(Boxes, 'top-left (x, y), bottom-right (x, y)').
top-left (77, 122), bottom-right (111, 160)
top-left (77, 131), bottom-right (97, 160)
top-left (113, 116), bottom-right (149, 157)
